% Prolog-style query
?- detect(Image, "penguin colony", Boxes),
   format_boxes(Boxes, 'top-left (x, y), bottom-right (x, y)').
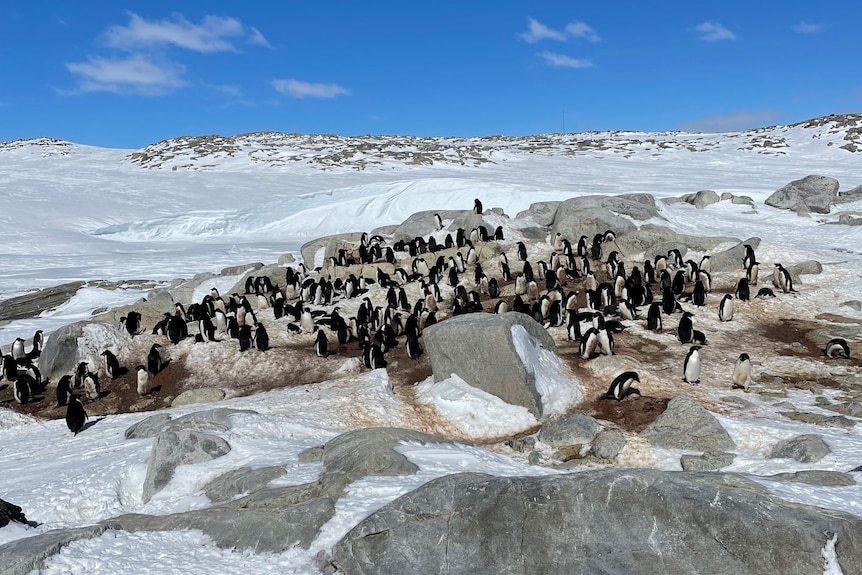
top-left (1, 202), bottom-right (854, 433)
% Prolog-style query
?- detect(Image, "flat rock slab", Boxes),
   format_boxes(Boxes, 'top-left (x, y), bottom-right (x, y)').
top-left (0, 525), bottom-right (107, 575)
top-left (537, 414), bottom-right (602, 448)
top-left (203, 465), bottom-right (287, 503)
top-left (330, 469), bottom-right (862, 575)
top-left (769, 434), bottom-right (831, 463)
top-left (590, 429), bottom-right (626, 459)
top-left (764, 470), bottom-right (856, 487)
top-left (171, 387), bottom-right (226, 407)
top-left (680, 451), bottom-right (735, 471)
top-left (642, 394), bottom-right (736, 451)
top-left (779, 411), bottom-right (855, 429)
top-left (142, 430), bottom-right (231, 503)
top-left (0, 281), bottom-right (85, 323)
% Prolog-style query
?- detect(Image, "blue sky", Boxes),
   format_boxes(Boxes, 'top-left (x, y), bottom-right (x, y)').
top-left (1, 1), bottom-right (859, 148)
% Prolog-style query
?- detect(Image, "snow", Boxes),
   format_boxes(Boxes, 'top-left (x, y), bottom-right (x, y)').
top-left (1, 120), bottom-right (862, 572)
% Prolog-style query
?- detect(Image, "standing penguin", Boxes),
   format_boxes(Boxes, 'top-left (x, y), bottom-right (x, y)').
top-left (683, 346), bottom-right (702, 384)
top-left (677, 312), bottom-right (694, 344)
top-left (254, 322), bottom-right (270, 351)
top-left (434, 213), bottom-right (443, 230)
top-left (66, 395), bottom-right (88, 435)
top-left (718, 294), bottom-right (734, 322)
top-left (101, 349), bottom-right (120, 380)
top-left (11, 338), bottom-right (26, 361)
top-left (579, 328), bottom-right (599, 360)
top-left (31, 330), bottom-right (44, 357)
top-left (735, 278), bottom-right (750, 302)
top-left (13, 375), bottom-right (30, 404)
top-left (602, 371), bottom-right (641, 401)
top-left (55, 374), bottom-right (73, 408)
top-left (147, 344), bottom-right (163, 375)
top-left (83, 371), bottom-right (101, 401)
top-left (646, 302), bottom-right (663, 332)
top-left (136, 365), bottom-right (152, 396)
top-left (732, 353), bottom-right (753, 391)
top-left (238, 325), bottom-right (253, 352)
top-left (314, 329), bottom-right (330, 358)
top-left (473, 198), bottom-right (483, 214)
top-left (405, 333), bottom-right (423, 360)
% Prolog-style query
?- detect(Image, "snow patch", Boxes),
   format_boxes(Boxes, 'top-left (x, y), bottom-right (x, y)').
top-left (510, 324), bottom-right (583, 415)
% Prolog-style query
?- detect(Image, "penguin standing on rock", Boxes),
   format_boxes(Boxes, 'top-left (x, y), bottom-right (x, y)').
top-left (473, 198), bottom-right (483, 214)
top-left (66, 395), bottom-right (88, 435)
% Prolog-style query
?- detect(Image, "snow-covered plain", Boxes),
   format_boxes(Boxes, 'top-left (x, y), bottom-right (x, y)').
top-left (2, 118), bottom-right (862, 573)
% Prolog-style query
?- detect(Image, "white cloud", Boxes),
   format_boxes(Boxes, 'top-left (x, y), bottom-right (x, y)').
top-left (519, 17), bottom-right (566, 43)
top-left (695, 21), bottom-right (736, 42)
top-left (565, 21), bottom-right (601, 42)
top-left (792, 21), bottom-right (823, 34)
top-left (272, 79), bottom-right (349, 99)
top-left (679, 109), bottom-right (784, 133)
top-left (538, 51), bottom-right (594, 68)
top-left (65, 55), bottom-right (186, 95)
top-left (104, 12), bottom-right (249, 53)
top-left (248, 27), bottom-right (272, 48)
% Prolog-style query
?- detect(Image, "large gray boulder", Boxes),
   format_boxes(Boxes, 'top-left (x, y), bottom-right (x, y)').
top-left (614, 225), bottom-right (737, 260)
top-left (642, 394), bottom-right (736, 451)
top-left (680, 451), bottom-right (735, 471)
top-left (170, 387), bottom-right (226, 407)
top-left (203, 466), bottom-right (287, 503)
top-left (142, 430), bottom-right (231, 503)
top-left (514, 201), bottom-right (560, 227)
top-left (590, 429), bottom-right (626, 459)
top-left (834, 184), bottom-right (862, 205)
top-left (423, 313), bottom-right (557, 417)
top-left (765, 175), bottom-right (840, 215)
top-left (300, 232), bottom-right (365, 268)
top-left (329, 469), bottom-right (862, 575)
top-left (682, 190), bottom-right (721, 209)
top-left (769, 434), bottom-right (831, 463)
top-left (707, 237), bottom-right (761, 273)
top-left (552, 193), bottom-right (660, 241)
top-left (125, 408), bottom-right (249, 440)
top-left (0, 525), bottom-right (107, 575)
top-left (537, 414), bottom-right (602, 448)
top-left (39, 321), bottom-right (86, 384)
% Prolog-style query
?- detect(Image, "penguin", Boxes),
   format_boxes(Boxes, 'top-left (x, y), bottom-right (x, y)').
top-left (83, 371), bottom-right (100, 401)
top-left (434, 213), bottom-right (443, 230)
top-left (74, 361), bottom-right (88, 389)
top-left (13, 375), bottom-right (30, 404)
top-left (66, 395), bottom-right (88, 435)
top-left (123, 311), bottom-right (142, 336)
top-left (646, 302), bottom-right (663, 332)
top-left (566, 312), bottom-right (582, 341)
top-left (473, 198), bottom-right (483, 214)
top-left (251, 322), bottom-right (269, 351)
top-left (1, 354), bottom-right (17, 381)
top-left (747, 261), bottom-right (759, 286)
top-left (147, 343), bottom-right (163, 375)
top-left (314, 329), bottom-right (330, 358)
top-left (136, 365), bottom-right (152, 396)
top-left (678, 311), bottom-right (694, 344)
top-left (718, 294), bottom-right (734, 322)
top-left (683, 345), bottom-right (702, 384)
top-left (300, 307), bottom-right (315, 333)
top-left (735, 278), bottom-right (750, 302)
top-left (238, 325), bottom-right (253, 351)
top-left (596, 328), bottom-right (615, 356)
top-left (30, 329), bottom-right (44, 357)
top-left (579, 328), bottom-right (599, 360)
top-left (405, 334), bottom-right (423, 360)
top-left (55, 374), bottom-right (73, 408)
top-left (517, 241), bottom-right (528, 262)
top-left (756, 287), bottom-right (776, 298)
top-left (824, 338), bottom-right (850, 358)
top-left (775, 263), bottom-right (796, 293)
top-left (11, 338), bottom-right (25, 361)
top-left (494, 300), bottom-right (509, 314)
top-left (602, 371), bottom-right (641, 401)
top-left (699, 255), bottom-right (711, 275)
top-left (692, 281), bottom-right (707, 307)
top-left (692, 329), bottom-right (708, 346)
top-left (101, 349), bottom-right (120, 380)
top-left (743, 244), bottom-right (756, 270)
top-left (731, 353), bottom-right (753, 391)
top-left (167, 315), bottom-right (186, 344)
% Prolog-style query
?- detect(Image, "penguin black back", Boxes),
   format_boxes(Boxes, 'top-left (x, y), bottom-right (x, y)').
top-left (66, 395), bottom-right (88, 435)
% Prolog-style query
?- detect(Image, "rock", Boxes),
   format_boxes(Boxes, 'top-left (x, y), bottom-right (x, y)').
top-left (203, 466), bottom-right (287, 503)
top-left (142, 430), bottom-right (232, 503)
top-left (642, 395), bottom-right (736, 451)
top-left (171, 387), bottom-right (226, 407)
top-left (613, 225), bottom-right (736, 260)
top-left (764, 470), bottom-right (856, 487)
top-left (0, 525), bottom-right (107, 575)
top-left (390, 210), bottom-right (467, 242)
top-left (765, 175), bottom-right (840, 215)
top-left (0, 281), bottom-right (85, 323)
top-left (551, 193), bottom-right (660, 242)
top-left (277, 253), bottom-right (296, 265)
top-left (300, 232), bottom-right (365, 268)
top-left (124, 413), bottom-right (173, 439)
top-left (92, 289), bottom-right (177, 335)
top-left (538, 415), bottom-right (601, 448)
top-left (39, 320), bottom-right (86, 384)
top-left (227, 262), bottom-right (287, 296)
top-left (329, 469), bottom-right (862, 575)
top-left (779, 411), bottom-right (855, 428)
top-left (103, 497), bottom-right (335, 552)
top-left (769, 434), bottom-right (831, 463)
top-left (514, 201), bottom-right (560, 227)
top-left (0, 498), bottom-right (27, 528)
top-left (833, 184), bottom-right (862, 205)
top-left (785, 260), bottom-right (822, 282)
top-left (165, 408), bottom-right (251, 434)
top-left (848, 402), bottom-right (862, 417)
top-left (841, 300), bottom-right (862, 312)
top-left (682, 190), bottom-right (720, 209)
top-left (730, 195), bottom-right (755, 206)
top-left (838, 214), bottom-right (862, 226)
top-left (707, 237), bottom-right (761, 272)
top-left (680, 451), bottom-right (735, 471)
top-left (590, 430), bottom-right (626, 460)
top-left (423, 313), bottom-right (557, 417)
top-left (505, 435), bottom-right (536, 453)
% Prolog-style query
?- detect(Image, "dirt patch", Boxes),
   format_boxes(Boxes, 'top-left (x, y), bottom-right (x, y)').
top-left (575, 396), bottom-right (668, 433)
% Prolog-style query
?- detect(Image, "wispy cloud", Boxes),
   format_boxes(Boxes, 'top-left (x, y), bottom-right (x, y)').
top-left (248, 27), bottom-right (272, 48)
top-left (65, 55), bottom-right (185, 95)
top-left (519, 17), bottom-right (567, 43)
top-left (272, 79), bottom-right (350, 99)
top-left (565, 21), bottom-right (601, 43)
top-left (104, 12), bottom-right (258, 53)
top-left (792, 21), bottom-right (823, 34)
top-left (695, 21), bottom-right (736, 42)
top-left (679, 109), bottom-right (783, 132)
top-left (538, 51), bottom-right (594, 68)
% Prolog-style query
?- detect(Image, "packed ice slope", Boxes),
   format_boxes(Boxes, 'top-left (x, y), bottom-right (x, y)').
top-left (1, 114), bottom-right (861, 299)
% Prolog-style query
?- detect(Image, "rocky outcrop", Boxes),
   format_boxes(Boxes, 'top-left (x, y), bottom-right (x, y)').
top-left (590, 429), bottom-right (626, 460)
top-left (171, 387), bottom-right (226, 407)
top-left (0, 525), bottom-right (108, 575)
top-left (614, 225), bottom-right (737, 260)
top-left (551, 193), bottom-right (660, 241)
top-left (707, 237), bottom-right (761, 272)
top-left (514, 201), bottom-right (560, 227)
top-left (769, 434), bottom-right (831, 463)
top-left (124, 408), bottom-right (249, 440)
top-left (765, 175), bottom-right (840, 215)
top-left (423, 313), bottom-right (557, 418)
top-left (0, 281), bottom-right (85, 323)
top-left (300, 232), bottom-right (365, 268)
top-left (764, 470), bottom-right (855, 487)
top-left (642, 395), bottom-right (736, 451)
top-left (142, 430), bottom-right (231, 503)
top-left (39, 320), bottom-right (87, 383)
top-left (330, 469), bottom-right (862, 575)
top-left (537, 414), bottom-right (601, 448)
top-left (203, 466), bottom-right (287, 503)
top-left (680, 451), bottom-right (735, 471)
